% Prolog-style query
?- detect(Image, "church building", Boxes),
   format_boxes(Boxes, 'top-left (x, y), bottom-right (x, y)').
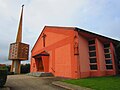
top-left (30, 26), bottom-right (120, 78)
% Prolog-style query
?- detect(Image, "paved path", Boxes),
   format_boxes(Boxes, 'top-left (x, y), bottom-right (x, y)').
top-left (5, 75), bottom-right (67, 90)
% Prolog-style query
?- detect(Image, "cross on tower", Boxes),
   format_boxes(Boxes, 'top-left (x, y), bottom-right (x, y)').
top-left (42, 33), bottom-right (46, 47)
top-left (8, 5), bottom-right (29, 74)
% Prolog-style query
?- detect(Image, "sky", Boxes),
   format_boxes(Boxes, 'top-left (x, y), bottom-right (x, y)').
top-left (0, 0), bottom-right (120, 64)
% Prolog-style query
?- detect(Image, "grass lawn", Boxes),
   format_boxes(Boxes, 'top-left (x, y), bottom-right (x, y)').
top-left (63, 76), bottom-right (120, 90)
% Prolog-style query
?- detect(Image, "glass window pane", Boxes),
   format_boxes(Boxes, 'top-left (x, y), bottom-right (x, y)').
top-left (88, 40), bottom-right (95, 45)
top-left (90, 65), bottom-right (97, 70)
top-left (90, 58), bottom-right (97, 63)
top-left (89, 46), bottom-right (96, 51)
top-left (105, 54), bottom-right (111, 58)
top-left (104, 49), bottom-right (110, 53)
top-left (104, 44), bottom-right (110, 48)
top-left (106, 65), bottom-right (113, 69)
top-left (105, 60), bottom-right (112, 64)
top-left (89, 52), bottom-right (96, 57)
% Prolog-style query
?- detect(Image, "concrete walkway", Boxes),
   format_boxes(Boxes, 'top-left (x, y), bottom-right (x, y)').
top-left (2, 75), bottom-right (92, 90)
top-left (4, 75), bottom-right (66, 90)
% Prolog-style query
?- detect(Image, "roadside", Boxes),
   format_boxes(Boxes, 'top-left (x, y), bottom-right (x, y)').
top-left (4, 75), bottom-right (66, 90)
top-left (2, 74), bottom-right (92, 90)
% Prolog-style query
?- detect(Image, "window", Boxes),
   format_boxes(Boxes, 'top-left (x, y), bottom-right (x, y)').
top-left (89, 40), bottom-right (95, 45)
top-left (90, 65), bottom-right (97, 70)
top-left (104, 43), bottom-right (113, 70)
top-left (106, 65), bottom-right (113, 69)
top-left (89, 46), bottom-right (96, 51)
top-left (105, 54), bottom-right (111, 58)
top-left (88, 39), bottom-right (98, 70)
top-left (105, 60), bottom-right (112, 64)
top-left (104, 44), bottom-right (110, 48)
top-left (104, 49), bottom-right (110, 53)
top-left (89, 52), bottom-right (96, 57)
top-left (90, 58), bottom-right (97, 63)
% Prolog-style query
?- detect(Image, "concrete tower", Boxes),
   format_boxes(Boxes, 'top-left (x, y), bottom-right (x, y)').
top-left (8, 5), bottom-right (29, 74)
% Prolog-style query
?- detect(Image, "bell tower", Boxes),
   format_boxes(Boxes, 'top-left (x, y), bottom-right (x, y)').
top-left (8, 5), bottom-right (29, 74)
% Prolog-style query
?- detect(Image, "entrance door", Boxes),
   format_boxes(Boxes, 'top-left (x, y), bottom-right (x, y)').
top-left (33, 51), bottom-right (49, 72)
top-left (36, 57), bottom-right (44, 72)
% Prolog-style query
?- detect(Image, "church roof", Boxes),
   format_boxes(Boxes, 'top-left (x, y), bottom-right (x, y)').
top-left (32, 26), bottom-right (120, 51)
top-left (75, 27), bottom-right (120, 44)
top-left (45, 26), bottom-right (119, 43)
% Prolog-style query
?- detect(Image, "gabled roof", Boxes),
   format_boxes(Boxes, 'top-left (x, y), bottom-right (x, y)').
top-left (75, 28), bottom-right (120, 45)
top-left (31, 26), bottom-right (76, 51)
top-left (32, 26), bottom-right (120, 52)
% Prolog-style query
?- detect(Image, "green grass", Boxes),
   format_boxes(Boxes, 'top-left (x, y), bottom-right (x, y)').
top-left (63, 76), bottom-right (120, 90)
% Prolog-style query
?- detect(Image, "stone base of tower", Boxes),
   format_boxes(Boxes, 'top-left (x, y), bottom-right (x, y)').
top-left (10, 60), bottom-right (21, 74)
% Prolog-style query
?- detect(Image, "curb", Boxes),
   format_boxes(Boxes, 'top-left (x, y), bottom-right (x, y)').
top-left (52, 81), bottom-right (92, 90)
top-left (52, 81), bottom-right (73, 90)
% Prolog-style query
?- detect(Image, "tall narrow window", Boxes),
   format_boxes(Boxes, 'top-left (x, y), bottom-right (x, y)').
top-left (104, 43), bottom-right (113, 70)
top-left (88, 39), bottom-right (98, 70)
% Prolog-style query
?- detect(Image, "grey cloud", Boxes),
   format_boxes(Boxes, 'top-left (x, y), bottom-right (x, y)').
top-left (0, 0), bottom-right (120, 65)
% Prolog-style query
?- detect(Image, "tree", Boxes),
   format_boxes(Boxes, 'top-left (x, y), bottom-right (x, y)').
top-left (21, 64), bottom-right (30, 74)
top-left (116, 43), bottom-right (120, 62)
top-left (0, 65), bottom-right (7, 87)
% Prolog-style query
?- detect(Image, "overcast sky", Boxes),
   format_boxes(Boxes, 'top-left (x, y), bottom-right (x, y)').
top-left (0, 0), bottom-right (120, 64)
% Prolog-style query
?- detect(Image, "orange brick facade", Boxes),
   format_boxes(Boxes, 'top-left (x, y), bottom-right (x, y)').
top-left (31, 26), bottom-right (119, 79)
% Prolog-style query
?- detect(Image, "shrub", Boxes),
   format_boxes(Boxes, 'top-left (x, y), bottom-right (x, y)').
top-left (0, 64), bottom-right (7, 87)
